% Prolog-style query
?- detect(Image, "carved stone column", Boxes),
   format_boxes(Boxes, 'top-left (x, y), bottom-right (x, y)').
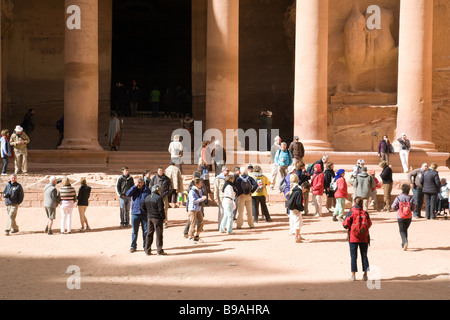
top-left (59, 0), bottom-right (102, 150)
top-left (293, 0), bottom-right (332, 151)
top-left (205, 0), bottom-right (239, 147)
top-left (396, 0), bottom-right (436, 151)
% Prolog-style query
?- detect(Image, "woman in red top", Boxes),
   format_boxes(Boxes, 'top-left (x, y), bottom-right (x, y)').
top-left (333, 169), bottom-right (348, 221)
top-left (310, 164), bottom-right (324, 217)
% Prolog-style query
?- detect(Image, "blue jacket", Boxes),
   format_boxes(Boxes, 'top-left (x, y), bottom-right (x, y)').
top-left (126, 185), bottom-right (151, 215)
top-left (1, 137), bottom-right (11, 158)
top-left (274, 149), bottom-right (293, 167)
top-left (188, 186), bottom-right (205, 212)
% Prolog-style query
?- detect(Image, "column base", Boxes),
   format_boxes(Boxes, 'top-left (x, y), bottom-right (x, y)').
top-left (301, 140), bottom-right (334, 152)
top-left (58, 139), bottom-right (103, 151)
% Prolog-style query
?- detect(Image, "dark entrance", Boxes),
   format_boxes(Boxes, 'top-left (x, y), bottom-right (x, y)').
top-left (111, 0), bottom-right (192, 117)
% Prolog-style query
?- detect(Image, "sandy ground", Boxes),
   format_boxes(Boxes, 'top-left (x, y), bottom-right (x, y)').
top-left (0, 201), bottom-right (449, 301)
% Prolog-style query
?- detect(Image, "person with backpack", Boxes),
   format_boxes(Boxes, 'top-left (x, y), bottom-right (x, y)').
top-left (286, 174), bottom-right (306, 243)
top-left (332, 169), bottom-right (348, 221)
top-left (324, 162), bottom-right (336, 213)
top-left (351, 166), bottom-right (376, 212)
top-left (235, 168), bottom-right (258, 229)
top-left (343, 197), bottom-right (372, 281)
top-left (391, 184), bottom-right (416, 251)
top-left (274, 142), bottom-right (293, 187)
top-left (249, 165), bottom-right (272, 223)
top-left (311, 164), bottom-right (325, 217)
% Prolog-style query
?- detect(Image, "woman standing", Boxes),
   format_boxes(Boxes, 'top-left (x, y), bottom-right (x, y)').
top-left (77, 177), bottom-right (92, 232)
top-left (59, 178), bottom-right (77, 234)
top-left (333, 169), bottom-right (348, 221)
top-left (219, 175), bottom-right (236, 235)
top-left (249, 165), bottom-right (272, 222)
top-left (391, 184), bottom-right (416, 251)
top-left (0, 130), bottom-right (12, 175)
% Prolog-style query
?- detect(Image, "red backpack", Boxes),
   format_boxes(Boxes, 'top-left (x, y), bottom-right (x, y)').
top-left (351, 209), bottom-right (370, 240)
top-left (399, 201), bottom-right (412, 219)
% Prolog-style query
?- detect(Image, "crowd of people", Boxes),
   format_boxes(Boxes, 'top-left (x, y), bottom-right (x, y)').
top-left (1, 131), bottom-right (449, 280)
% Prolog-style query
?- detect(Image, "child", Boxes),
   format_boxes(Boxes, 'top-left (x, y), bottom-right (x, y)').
top-left (59, 178), bottom-right (77, 234)
top-left (343, 197), bottom-right (372, 281)
top-left (77, 177), bottom-right (92, 232)
top-left (391, 184), bottom-right (416, 251)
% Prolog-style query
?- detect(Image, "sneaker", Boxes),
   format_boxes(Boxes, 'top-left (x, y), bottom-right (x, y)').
top-left (332, 216), bottom-right (338, 222)
top-left (157, 251), bottom-right (167, 256)
top-left (4, 230), bottom-right (9, 236)
top-left (129, 248), bottom-right (137, 253)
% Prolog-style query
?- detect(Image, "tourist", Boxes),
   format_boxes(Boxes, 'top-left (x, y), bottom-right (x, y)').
top-left (332, 169), bottom-right (348, 221)
top-left (377, 135), bottom-right (393, 165)
top-left (149, 167), bottom-right (173, 227)
top-left (274, 142), bottom-right (293, 187)
top-left (437, 178), bottom-right (449, 216)
top-left (380, 161), bottom-right (393, 212)
top-left (286, 174), bottom-right (306, 242)
top-left (163, 88), bottom-right (174, 118)
top-left (21, 109), bottom-right (35, 149)
top-left (324, 162), bottom-right (336, 213)
top-left (397, 133), bottom-right (411, 173)
top-left (56, 116), bottom-right (64, 148)
top-left (214, 166), bottom-right (230, 230)
top-left (77, 177), bottom-right (92, 232)
top-left (270, 136), bottom-right (282, 189)
top-left (127, 178), bottom-right (151, 253)
top-left (115, 167), bottom-right (135, 228)
top-left (59, 178), bottom-right (77, 234)
top-left (181, 113), bottom-right (194, 148)
top-left (212, 140), bottom-right (226, 176)
top-left (1, 129), bottom-right (12, 176)
top-left (44, 176), bottom-right (59, 235)
top-left (308, 155), bottom-right (329, 176)
top-left (3, 174), bottom-right (24, 236)
top-left (289, 136), bottom-right (305, 167)
top-left (142, 185), bottom-right (167, 256)
top-left (310, 164), bottom-right (325, 217)
top-left (182, 171), bottom-right (203, 238)
top-left (187, 178), bottom-right (207, 243)
top-left (197, 162), bottom-right (211, 205)
top-left (351, 159), bottom-right (365, 180)
top-left (235, 167), bottom-right (257, 229)
top-left (150, 86), bottom-right (161, 118)
top-left (407, 163), bottom-right (429, 218)
top-left (10, 125), bottom-right (30, 175)
top-left (369, 170), bottom-right (381, 211)
top-left (128, 80), bottom-right (141, 118)
top-left (219, 174), bottom-right (236, 235)
top-left (168, 135), bottom-right (183, 173)
top-left (351, 166), bottom-right (375, 212)
top-left (281, 165), bottom-right (296, 215)
top-left (165, 161), bottom-right (183, 209)
top-left (343, 197), bottom-right (372, 281)
top-left (232, 166), bottom-right (240, 220)
top-left (106, 112), bottom-right (122, 151)
top-left (249, 165), bottom-right (272, 223)
top-left (143, 170), bottom-right (152, 188)
top-left (295, 161), bottom-right (310, 215)
top-left (420, 163), bottom-right (441, 220)
top-left (391, 184), bottom-right (416, 251)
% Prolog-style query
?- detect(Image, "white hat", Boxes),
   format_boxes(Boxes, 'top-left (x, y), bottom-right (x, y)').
top-left (15, 126), bottom-right (23, 132)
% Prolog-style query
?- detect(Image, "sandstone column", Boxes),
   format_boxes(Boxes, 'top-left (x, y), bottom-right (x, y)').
top-left (59, 0), bottom-right (102, 151)
top-left (205, 0), bottom-right (239, 148)
top-left (293, 0), bottom-right (332, 151)
top-left (396, 0), bottom-right (436, 151)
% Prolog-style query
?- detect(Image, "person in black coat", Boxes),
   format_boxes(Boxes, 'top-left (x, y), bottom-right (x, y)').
top-left (420, 163), bottom-right (441, 219)
top-left (77, 177), bottom-right (92, 231)
top-left (380, 161), bottom-right (393, 212)
top-left (141, 185), bottom-right (167, 256)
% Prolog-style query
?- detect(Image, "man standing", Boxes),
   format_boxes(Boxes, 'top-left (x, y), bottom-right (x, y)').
top-left (352, 167), bottom-right (376, 212)
top-left (274, 142), bottom-right (293, 187)
top-left (3, 174), bottom-right (24, 235)
top-left (407, 163), bottom-right (429, 218)
top-left (150, 86), bottom-right (161, 118)
top-left (44, 176), bottom-right (60, 235)
top-left (212, 140), bottom-right (227, 177)
top-left (270, 136), bottom-right (282, 190)
top-left (127, 178), bottom-right (151, 253)
top-left (142, 185), bottom-right (167, 256)
top-left (21, 109), bottom-right (35, 149)
top-left (378, 135), bottom-right (393, 165)
top-left (10, 126), bottom-right (30, 175)
top-left (235, 168), bottom-right (258, 229)
top-left (379, 161), bottom-right (393, 212)
top-left (149, 167), bottom-right (173, 228)
top-left (397, 133), bottom-right (411, 173)
top-left (115, 167), bottom-right (135, 228)
top-left (214, 166), bottom-right (230, 230)
top-left (289, 136), bottom-right (305, 167)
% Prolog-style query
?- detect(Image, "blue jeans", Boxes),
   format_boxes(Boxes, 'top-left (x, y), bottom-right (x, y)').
top-left (349, 243), bottom-right (369, 273)
top-left (412, 187), bottom-right (424, 217)
top-left (119, 197), bottom-right (131, 225)
top-left (131, 214), bottom-right (148, 249)
top-left (220, 202), bottom-right (234, 234)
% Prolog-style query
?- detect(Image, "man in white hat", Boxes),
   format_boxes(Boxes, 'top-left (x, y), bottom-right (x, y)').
top-left (9, 126), bottom-right (30, 175)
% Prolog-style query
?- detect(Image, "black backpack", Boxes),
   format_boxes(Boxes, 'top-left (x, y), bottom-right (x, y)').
top-left (241, 176), bottom-right (252, 195)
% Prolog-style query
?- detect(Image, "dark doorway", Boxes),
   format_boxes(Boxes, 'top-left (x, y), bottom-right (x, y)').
top-left (111, 0), bottom-right (192, 117)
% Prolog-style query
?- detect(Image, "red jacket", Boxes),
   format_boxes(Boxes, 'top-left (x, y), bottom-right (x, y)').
top-left (311, 164), bottom-right (324, 196)
top-left (343, 206), bottom-right (372, 243)
top-left (334, 177), bottom-right (348, 199)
